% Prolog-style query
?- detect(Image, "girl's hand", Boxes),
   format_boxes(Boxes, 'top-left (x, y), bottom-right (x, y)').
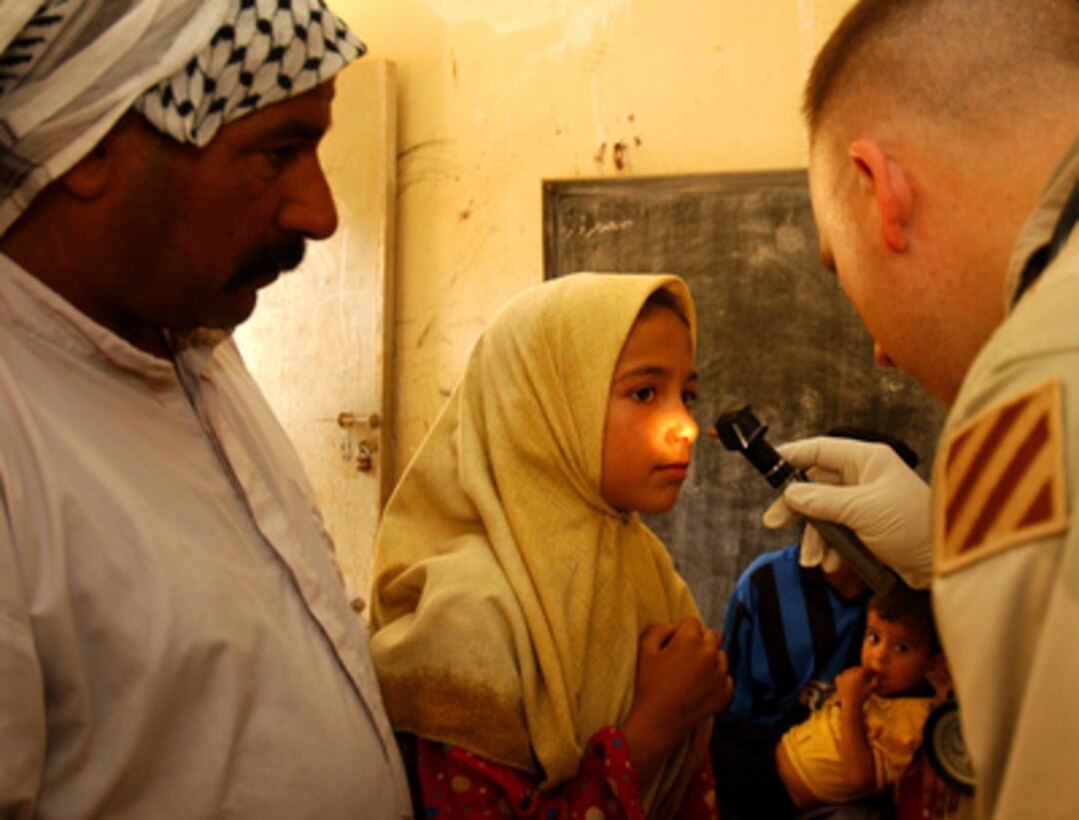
top-left (621, 618), bottom-right (732, 786)
top-left (634, 618), bottom-right (732, 725)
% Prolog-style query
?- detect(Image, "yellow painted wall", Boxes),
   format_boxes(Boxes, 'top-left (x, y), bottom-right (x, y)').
top-left (332, 0), bottom-right (854, 474)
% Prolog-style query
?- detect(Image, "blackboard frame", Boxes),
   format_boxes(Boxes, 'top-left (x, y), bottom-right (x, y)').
top-left (543, 170), bottom-right (945, 628)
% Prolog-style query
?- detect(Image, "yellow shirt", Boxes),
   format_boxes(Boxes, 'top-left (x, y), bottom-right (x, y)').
top-left (780, 692), bottom-right (932, 804)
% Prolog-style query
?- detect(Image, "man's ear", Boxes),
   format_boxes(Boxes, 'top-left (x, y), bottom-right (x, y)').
top-left (61, 142), bottom-right (111, 200)
top-left (61, 111), bottom-right (150, 200)
top-left (848, 139), bottom-right (913, 254)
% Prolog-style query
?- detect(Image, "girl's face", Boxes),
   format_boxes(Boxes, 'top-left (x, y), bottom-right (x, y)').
top-left (600, 305), bottom-right (698, 514)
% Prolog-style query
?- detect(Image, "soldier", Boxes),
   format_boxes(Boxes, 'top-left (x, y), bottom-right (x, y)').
top-left (767, 1), bottom-right (1079, 816)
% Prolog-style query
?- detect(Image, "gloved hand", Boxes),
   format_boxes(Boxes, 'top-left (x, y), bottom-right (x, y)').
top-left (799, 522), bottom-right (843, 573)
top-left (762, 436), bottom-right (934, 589)
top-left (797, 464), bottom-right (843, 572)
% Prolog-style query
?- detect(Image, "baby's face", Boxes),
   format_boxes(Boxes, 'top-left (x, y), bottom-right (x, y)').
top-left (600, 306), bottom-right (698, 514)
top-left (860, 609), bottom-right (935, 696)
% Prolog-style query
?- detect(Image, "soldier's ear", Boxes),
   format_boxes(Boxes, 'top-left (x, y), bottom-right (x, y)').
top-left (848, 139), bottom-right (913, 254)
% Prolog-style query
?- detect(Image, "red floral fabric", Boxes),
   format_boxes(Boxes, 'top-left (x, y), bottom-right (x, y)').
top-left (415, 727), bottom-right (717, 818)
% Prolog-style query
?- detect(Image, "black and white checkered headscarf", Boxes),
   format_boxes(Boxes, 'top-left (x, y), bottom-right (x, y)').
top-left (0, 0), bottom-right (363, 235)
top-left (136, 0), bottom-right (364, 147)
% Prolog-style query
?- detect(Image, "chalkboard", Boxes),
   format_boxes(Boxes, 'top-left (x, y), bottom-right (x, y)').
top-left (543, 170), bottom-right (946, 629)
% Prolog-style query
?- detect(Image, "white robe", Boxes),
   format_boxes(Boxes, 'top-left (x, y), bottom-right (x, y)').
top-left (0, 254), bottom-right (411, 818)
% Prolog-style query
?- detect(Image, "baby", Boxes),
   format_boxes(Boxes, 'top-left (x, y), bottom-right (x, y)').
top-left (776, 584), bottom-right (948, 813)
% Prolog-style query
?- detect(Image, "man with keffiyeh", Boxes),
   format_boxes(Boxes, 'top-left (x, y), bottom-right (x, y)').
top-left (0, 2), bottom-right (411, 816)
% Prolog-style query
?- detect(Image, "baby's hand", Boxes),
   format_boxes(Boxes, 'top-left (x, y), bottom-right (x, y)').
top-left (835, 665), bottom-right (878, 707)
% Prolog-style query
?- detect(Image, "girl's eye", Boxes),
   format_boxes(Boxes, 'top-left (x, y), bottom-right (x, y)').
top-left (894, 643), bottom-right (909, 655)
top-left (866, 631), bottom-right (880, 645)
top-left (631, 387), bottom-right (656, 403)
top-left (682, 389), bottom-right (698, 408)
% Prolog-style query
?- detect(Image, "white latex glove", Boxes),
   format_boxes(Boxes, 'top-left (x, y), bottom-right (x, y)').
top-left (762, 436), bottom-right (934, 589)
top-left (797, 465), bottom-right (843, 572)
top-left (799, 522), bottom-right (843, 573)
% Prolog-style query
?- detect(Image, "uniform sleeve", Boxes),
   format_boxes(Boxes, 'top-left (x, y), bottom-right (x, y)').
top-left (933, 360), bottom-right (1079, 815)
top-left (0, 479), bottom-right (46, 817)
top-left (414, 728), bottom-right (717, 818)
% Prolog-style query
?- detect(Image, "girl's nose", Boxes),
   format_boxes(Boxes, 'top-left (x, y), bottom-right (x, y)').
top-left (668, 408), bottom-right (699, 445)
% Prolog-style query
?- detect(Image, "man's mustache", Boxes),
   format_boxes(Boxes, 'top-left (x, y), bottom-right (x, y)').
top-left (224, 237), bottom-right (306, 293)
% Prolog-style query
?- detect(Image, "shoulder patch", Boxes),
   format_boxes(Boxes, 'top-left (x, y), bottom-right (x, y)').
top-left (935, 378), bottom-right (1069, 575)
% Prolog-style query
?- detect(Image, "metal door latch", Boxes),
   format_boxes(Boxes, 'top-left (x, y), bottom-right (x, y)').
top-left (337, 412), bottom-right (381, 472)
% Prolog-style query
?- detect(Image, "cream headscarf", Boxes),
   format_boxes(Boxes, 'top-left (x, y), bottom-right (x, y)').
top-left (0, 0), bottom-right (362, 235)
top-left (369, 272), bottom-right (708, 817)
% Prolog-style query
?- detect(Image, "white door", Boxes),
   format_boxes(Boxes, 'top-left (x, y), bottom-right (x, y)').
top-left (235, 58), bottom-right (397, 609)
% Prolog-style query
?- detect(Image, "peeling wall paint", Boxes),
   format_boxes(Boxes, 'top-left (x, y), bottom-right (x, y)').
top-left (422, 0), bottom-right (626, 56)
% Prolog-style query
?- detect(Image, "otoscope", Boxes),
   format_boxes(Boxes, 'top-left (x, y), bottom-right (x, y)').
top-left (713, 405), bottom-right (904, 594)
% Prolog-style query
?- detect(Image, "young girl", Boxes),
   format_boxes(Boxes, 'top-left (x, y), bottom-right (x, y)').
top-left (368, 273), bottom-right (731, 818)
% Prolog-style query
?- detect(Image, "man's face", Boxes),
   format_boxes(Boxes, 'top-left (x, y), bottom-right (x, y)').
top-left (807, 132), bottom-right (956, 405)
top-left (102, 79), bottom-right (339, 348)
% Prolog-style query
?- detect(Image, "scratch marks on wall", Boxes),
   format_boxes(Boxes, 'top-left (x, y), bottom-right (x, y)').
top-left (398, 138), bottom-right (461, 193)
top-left (423, 0), bottom-right (626, 61)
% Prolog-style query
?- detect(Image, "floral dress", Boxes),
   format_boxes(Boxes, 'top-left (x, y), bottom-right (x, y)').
top-left (415, 727), bottom-right (718, 819)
